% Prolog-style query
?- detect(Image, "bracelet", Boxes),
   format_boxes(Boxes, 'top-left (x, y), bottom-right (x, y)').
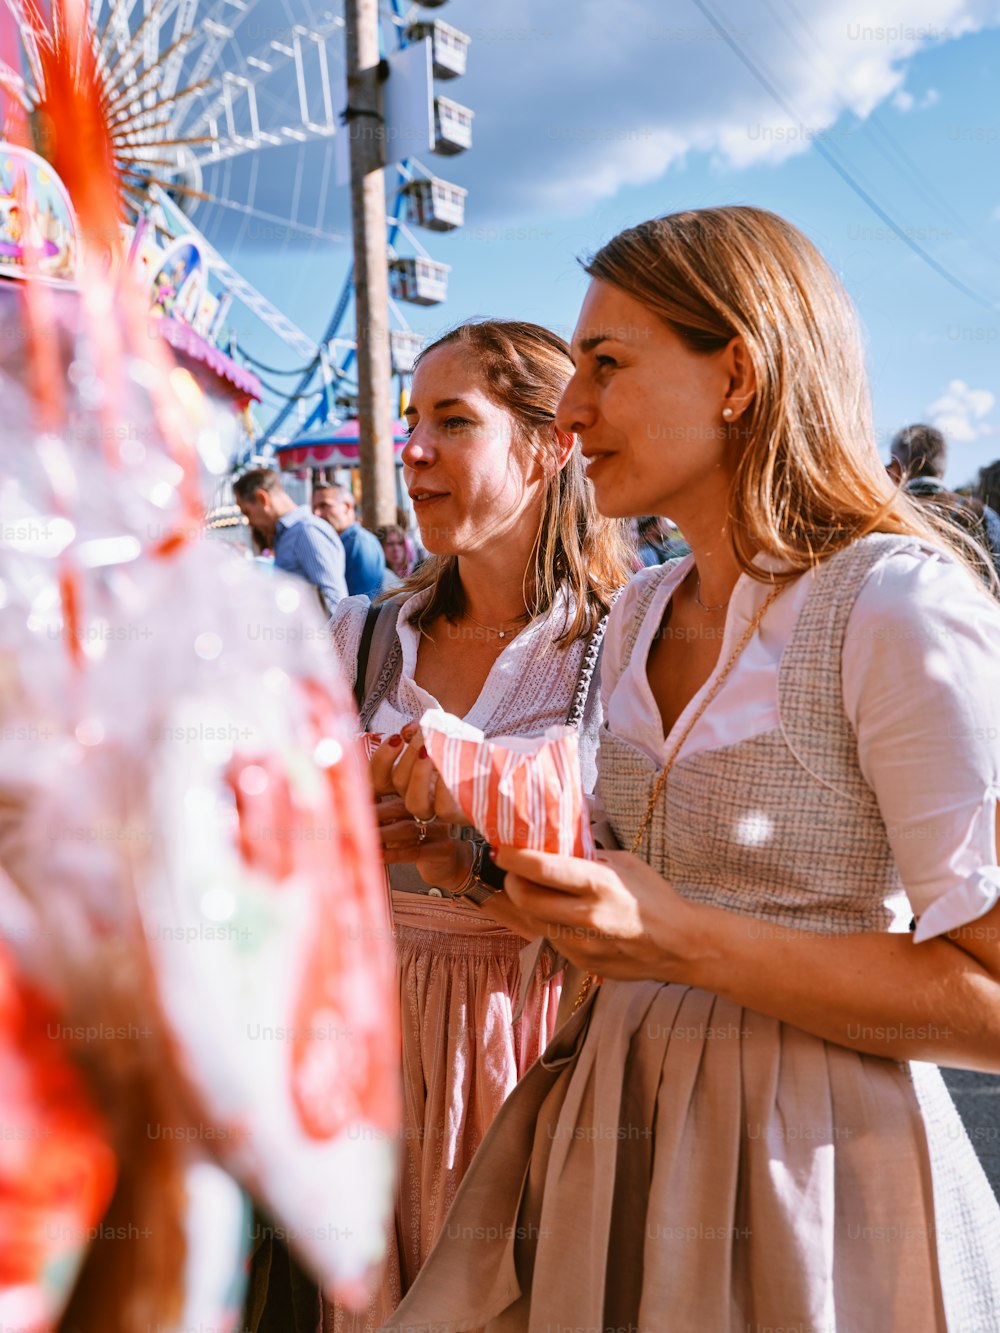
top-left (450, 842), bottom-right (504, 907)
top-left (449, 842), bottom-right (482, 898)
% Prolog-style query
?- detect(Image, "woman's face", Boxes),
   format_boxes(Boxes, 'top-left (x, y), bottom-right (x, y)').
top-left (401, 344), bottom-right (545, 556)
top-left (556, 279), bottom-right (737, 523)
top-left (383, 532), bottom-right (407, 573)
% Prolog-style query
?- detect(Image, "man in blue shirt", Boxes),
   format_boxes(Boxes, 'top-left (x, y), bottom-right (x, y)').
top-left (312, 484), bottom-right (386, 599)
top-left (233, 469), bottom-right (348, 613)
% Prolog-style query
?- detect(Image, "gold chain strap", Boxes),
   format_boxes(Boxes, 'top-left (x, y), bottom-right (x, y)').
top-left (572, 580), bottom-right (784, 1013)
top-left (630, 581), bottom-right (784, 856)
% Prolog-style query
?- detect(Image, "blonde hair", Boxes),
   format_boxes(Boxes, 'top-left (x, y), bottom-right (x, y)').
top-left (586, 206), bottom-right (993, 587)
top-left (391, 320), bottom-right (633, 644)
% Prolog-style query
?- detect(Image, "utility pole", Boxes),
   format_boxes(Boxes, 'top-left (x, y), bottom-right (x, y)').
top-left (344, 0), bottom-right (396, 529)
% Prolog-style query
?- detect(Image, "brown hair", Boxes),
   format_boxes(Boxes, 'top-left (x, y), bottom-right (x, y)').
top-left (585, 206), bottom-right (991, 587)
top-left (891, 423), bottom-right (947, 479)
top-left (232, 467), bottom-right (284, 501)
top-left (390, 319), bottom-right (632, 644)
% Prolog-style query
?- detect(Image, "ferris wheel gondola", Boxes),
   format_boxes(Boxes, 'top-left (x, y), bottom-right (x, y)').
top-left (1, 0), bottom-right (471, 454)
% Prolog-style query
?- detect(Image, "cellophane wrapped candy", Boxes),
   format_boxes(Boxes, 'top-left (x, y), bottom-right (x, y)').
top-left (0, 284), bottom-right (398, 1326)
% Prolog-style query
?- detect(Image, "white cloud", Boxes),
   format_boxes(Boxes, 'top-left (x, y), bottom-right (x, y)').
top-left (893, 85), bottom-right (941, 110)
top-left (190, 0), bottom-right (1000, 252)
top-left (927, 379), bottom-right (996, 442)
top-left (432, 0), bottom-right (1000, 221)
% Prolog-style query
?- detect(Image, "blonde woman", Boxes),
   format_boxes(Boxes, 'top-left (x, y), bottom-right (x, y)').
top-left (323, 320), bottom-right (631, 1329)
top-left (389, 209), bottom-right (1000, 1331)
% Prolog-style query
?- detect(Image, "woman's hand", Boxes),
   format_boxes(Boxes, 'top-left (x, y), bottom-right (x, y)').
top-left (367, 725), bottom-right (467, 823)
top-left (498, 843), bottom-right (1000, 1072)
top-left (365, 726), bottom-right (473, 891)
top-left (371, 794), bottom-right (475, 891)
top-left (491, 846), bottom-right (708, 983)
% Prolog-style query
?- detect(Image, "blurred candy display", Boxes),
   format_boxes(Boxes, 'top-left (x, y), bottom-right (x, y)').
top-left (0, 277), bottom-right (399, 1328)
top-left (0, 937), bottom-right (117, 1333)
top-left (0, 175), bottom-right (397, 1333)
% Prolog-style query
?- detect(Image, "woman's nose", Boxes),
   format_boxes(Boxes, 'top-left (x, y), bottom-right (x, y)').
top-left (401, 426), bottom-right (434, 468)
top-left (555, 371), bottom-right (595, 436)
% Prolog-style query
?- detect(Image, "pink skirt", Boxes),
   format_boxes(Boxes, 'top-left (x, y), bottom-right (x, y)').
top-left (325, 891), bottom-right (561, 1332)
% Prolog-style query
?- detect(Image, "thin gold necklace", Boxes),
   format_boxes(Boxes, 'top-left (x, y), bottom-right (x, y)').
top-left (693, 577), bottom-right (729, 613)
top-left (571, 580), bottom-right (785, 1013)
top-left (463, 609), bottom-right (529, 641)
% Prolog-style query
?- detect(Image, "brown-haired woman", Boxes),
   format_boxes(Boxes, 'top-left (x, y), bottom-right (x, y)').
top-left (325, 319), bottom-right (632, 1329)
top-left (388, 209), bottom-right (1000, 1330)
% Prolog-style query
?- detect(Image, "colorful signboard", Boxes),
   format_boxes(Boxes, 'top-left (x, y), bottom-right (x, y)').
top-left (150, 235), bottom-right (206, 322)
top-left (0, 143), bottom-right (77, 282)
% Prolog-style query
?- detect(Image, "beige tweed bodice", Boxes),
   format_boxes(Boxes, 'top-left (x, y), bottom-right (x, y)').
top-left (597, 534), bottom-right (924, 934)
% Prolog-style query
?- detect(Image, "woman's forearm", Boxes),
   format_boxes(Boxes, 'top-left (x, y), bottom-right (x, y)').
top-left (683, 905), bottom-right (1000, 1071)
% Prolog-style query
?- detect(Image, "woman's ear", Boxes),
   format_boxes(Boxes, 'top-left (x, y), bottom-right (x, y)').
top-left (553, 427), bottom-right (576, 469)
top-left (722, 335), bottom-right (756, 421)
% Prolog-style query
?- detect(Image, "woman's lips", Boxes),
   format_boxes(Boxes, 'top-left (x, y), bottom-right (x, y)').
top-left (582, 453), bottom-right (613, 480)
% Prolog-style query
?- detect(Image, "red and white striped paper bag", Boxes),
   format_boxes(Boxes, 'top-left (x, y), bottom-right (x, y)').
top-left (419, 710), bottom-right (595, 858)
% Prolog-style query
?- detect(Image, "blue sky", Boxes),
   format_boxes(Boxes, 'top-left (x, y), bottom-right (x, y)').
top-left (202, 0), bottom-right (1000, 488)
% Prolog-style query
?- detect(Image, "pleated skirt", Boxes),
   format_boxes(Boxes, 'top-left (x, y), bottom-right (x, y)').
top-left (326, 892), bottom-right (560, 1332)
top-left (387, 978), bottom-right (1000, 1332)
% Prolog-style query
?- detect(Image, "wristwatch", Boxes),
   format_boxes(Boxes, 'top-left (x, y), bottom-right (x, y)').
top-left (451, 839), bottom-right (507, 906)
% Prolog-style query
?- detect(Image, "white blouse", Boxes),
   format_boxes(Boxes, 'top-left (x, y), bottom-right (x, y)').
top-left (602, 549), bottom-right (1000, 943)
top-left (330, 586), bottom-right (588, 739)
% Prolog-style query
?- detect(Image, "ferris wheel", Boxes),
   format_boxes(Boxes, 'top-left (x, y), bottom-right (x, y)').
top-left (2, 0), bottom-right (471, 440)
top-left (67, 0), bottom-right (350, 252)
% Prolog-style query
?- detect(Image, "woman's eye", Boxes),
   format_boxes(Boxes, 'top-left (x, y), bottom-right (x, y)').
top-left (442, 416), bottom-right (470, 431)
top-left (595, 355), bottom-right (618, 370)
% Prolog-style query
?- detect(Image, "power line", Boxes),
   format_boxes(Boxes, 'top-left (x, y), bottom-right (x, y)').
top-left (691, 0), bottom-right (1000, 313)
top-left (775, 0), bottom-right (1000, 276)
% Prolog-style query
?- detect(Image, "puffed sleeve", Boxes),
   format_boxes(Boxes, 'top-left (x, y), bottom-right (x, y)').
top-left (842, 548), bottom-right (1000, 942)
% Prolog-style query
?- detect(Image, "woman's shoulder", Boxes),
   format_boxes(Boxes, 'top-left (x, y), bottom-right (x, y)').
top-left (840, 542), bottom-right (1000, 732)
top-left (328, 592), bottom-right (373, 634)
top-left (601, 557), bottom-right (692, 693)
top-left (608, 557), bottom-right (690, 632)
top-left (848, 540), bottom-right (1000, 640)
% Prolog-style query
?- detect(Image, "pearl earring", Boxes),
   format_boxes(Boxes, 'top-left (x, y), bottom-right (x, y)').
top-left (722, 406), bottom-right (734, 419)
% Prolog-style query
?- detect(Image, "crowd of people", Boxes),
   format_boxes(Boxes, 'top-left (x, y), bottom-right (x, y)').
top-left (232, 433), bottom-right (1000, 624)
top-left (234, 205), bottom-right (1000, 1333)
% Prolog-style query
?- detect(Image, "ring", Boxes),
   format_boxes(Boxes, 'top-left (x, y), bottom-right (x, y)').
top-left (413, 814), bottom-right (437, 843)
top-left (413, 813), bottom-right (437, 836)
